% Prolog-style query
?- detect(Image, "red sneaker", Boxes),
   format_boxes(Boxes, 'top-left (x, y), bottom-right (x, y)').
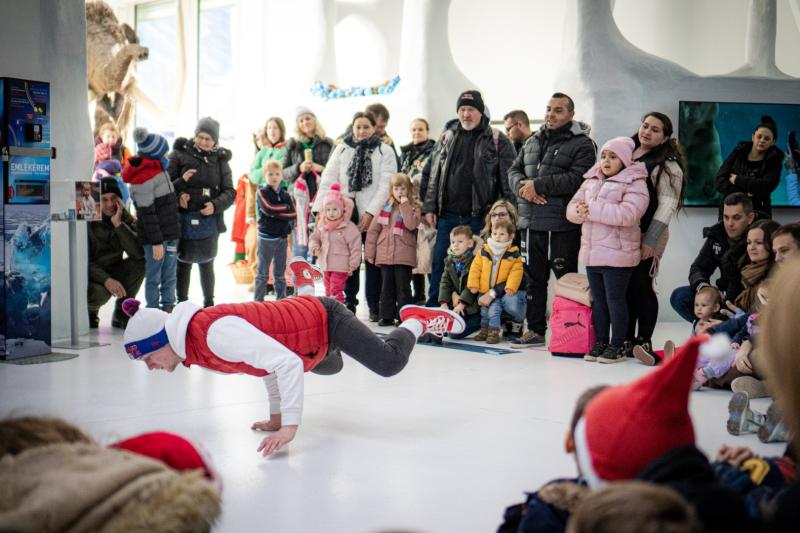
top-left (399, 305), bottom-right (465, 337)
top-left (288, 257), bottom-right (323, 289)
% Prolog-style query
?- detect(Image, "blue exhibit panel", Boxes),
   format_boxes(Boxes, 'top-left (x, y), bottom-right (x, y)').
top-left (5, 78), bottom-right (50, 148)
top-left (6, 155), bottom-right (50, 204)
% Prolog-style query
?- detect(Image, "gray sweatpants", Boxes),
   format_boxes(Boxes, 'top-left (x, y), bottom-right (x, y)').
top-left (313, 297), bottom-right (417, 376)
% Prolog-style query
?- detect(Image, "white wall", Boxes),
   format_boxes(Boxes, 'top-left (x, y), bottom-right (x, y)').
top-left (0, 0), bottom-right (95, 340)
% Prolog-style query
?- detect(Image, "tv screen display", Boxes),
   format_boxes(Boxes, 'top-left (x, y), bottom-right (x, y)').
top-left (678, 100), bottom-right (800, 208)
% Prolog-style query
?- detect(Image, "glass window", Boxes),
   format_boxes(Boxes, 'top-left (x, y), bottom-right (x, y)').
top-left (198, 0), bottom-right (235, 146)
top-left (135, 1), bottom-right (178, 143)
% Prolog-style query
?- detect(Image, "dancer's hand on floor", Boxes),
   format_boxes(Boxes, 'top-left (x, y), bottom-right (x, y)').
top-left (257, 425), bottom-right (298, 456)
top-left (251, 414), bottom-right (282, 432)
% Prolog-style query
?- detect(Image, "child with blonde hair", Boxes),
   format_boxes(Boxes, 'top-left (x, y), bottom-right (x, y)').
top-left (309, 183), bottom-right (361, 304)
top-left (366, 173), bottom-right (420, 326)
top-left (467, 219), bottom-right (525, 344)
top-left (254, 159), bottom-right (295, 302)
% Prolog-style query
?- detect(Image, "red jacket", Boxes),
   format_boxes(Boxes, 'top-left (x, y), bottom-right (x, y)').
top-left (183, 296), bottom-right (329, 374)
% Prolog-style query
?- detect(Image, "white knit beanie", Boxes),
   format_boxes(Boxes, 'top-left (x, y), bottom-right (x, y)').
top-left (122, 299), bottom-right (170, 359)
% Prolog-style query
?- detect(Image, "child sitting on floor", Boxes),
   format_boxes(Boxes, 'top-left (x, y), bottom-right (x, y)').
top-left (438, 225), bottom-right (481, 340)
top-left (467, 219), bottom-right (524, 344)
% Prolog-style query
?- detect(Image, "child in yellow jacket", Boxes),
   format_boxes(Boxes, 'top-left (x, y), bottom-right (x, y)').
top-left (467, 219), bottom-right (525, 344)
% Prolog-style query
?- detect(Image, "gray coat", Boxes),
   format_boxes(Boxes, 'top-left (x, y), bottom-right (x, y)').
top-left (508, 121), bottom-right (596, 232)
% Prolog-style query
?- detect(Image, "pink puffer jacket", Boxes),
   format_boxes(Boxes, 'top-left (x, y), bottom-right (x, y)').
top-left (566, 162), bottom-right (649, 267)
top-left (309, 198), bottom-right (362, 273)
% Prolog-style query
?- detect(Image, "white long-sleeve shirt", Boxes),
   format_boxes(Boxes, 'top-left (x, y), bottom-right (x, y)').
top-left (166, 302), bottom-right (305, 425)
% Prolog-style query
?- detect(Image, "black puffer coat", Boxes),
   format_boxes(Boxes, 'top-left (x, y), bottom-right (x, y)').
top-left (508, 120), bottom-right (596, 232)
top-left (688, 221), bottom-right (748, 300)
top-left (167, 138), bottom-right (236, 262)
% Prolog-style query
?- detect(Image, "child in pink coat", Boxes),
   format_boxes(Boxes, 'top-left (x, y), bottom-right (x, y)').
top-left (366, 173), bottom-right (420, 326)
top-left (567, 137), bottom-right (649, 364)
top-left (309, 184), bottom-right (362, 304)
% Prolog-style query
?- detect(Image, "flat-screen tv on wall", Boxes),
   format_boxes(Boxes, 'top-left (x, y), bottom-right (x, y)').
top-left (678, 100), bottom-right (800, 207)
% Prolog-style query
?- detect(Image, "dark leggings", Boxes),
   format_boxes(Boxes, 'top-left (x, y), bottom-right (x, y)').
top-left (626, 258), bottom-right (658, 343)
top-left (177, 260), bottom-right (215, 307)
top-left (312, 297), bottom-right (417, 376)
top-left (587, 266), bottom-right (633, 347)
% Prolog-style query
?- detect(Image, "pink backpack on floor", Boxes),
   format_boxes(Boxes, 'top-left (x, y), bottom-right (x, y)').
top-left (549, 296), bottom-right (596, 357)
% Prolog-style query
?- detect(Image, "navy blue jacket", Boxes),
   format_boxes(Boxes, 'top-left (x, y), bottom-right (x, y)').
top-left (257, 185), bottom-right (295, 238)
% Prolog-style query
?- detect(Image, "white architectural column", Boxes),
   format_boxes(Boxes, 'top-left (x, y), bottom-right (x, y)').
top-left (398, 0), bottom-right (476, 134)
top-left (732, 0), bottom-right (788, 78)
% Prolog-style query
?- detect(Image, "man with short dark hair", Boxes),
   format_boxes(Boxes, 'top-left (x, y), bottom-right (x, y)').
top-left (508, 92), bottom-right (596, 347)
top-left (88, 177), bottom-right (145, 328)
top-left (423, 89), bottom-right (516, 306)
top-left (772, 222), bottom-right (800, 263)
top-left (503, 109), bottom-right (533, 153)
top-left (670, 192), bottom-right (756, 322)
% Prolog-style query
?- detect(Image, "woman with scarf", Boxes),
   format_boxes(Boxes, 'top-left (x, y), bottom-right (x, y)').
top-left (167, 117), bottom-right (236, 308)
top-left (733, 219), bottom-right (780, 313)
top-left (314, 111), bottom-right (398, 318)
top-left (400, 118), bottom-right (437, 303)
top-left (282, 107), bottom-right (335, 259)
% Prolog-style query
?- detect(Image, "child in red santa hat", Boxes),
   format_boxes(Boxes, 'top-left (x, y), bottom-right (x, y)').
top-left (121, 289), bottom-right (464, 456)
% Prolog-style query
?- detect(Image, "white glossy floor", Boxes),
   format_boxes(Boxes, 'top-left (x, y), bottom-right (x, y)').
top-left (0, 266), bottom-right (784, 533)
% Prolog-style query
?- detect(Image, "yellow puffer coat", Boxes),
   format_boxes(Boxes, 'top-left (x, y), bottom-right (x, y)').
top-left (467, 243), bottom-right (524, 294)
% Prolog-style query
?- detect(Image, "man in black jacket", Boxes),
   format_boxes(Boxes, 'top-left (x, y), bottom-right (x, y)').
top-left (670, 193), bottom-right (755, 322)
top-left (508, 93), bottom-right (596, 347)
top-left (422, 90), bottom-right (516, 306)
top-left (88, 178), bottom-right (145, 328)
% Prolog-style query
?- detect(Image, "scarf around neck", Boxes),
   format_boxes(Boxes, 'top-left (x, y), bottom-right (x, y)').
top-left (448, 247), bottom-right (472, 273)
top-left (734, 259), bottom-right (771, 311)
top-left (487, 238), bottom-right (512, 257)
top-left (345, 134), bottom-right (381, 192)
top-left (378, 199), bottom-right (405, 235)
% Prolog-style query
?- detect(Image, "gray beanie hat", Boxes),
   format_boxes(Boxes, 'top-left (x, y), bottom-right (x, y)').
top-left (195, 117), bottom-right (220, 144)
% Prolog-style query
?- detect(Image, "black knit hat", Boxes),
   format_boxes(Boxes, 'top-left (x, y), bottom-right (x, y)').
top-left (100, 177), bottom-right (122, 199)
top-left (195, 117), bottom-right (220, 144)
top-left (456, 90), bottom-right (485, 115)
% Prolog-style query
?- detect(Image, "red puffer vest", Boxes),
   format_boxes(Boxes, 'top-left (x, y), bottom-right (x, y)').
top-left (183, 296), bottom-right (329, 375)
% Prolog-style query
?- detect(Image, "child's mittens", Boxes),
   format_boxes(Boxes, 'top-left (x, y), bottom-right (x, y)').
top-left (692, 367), bottom-right (709, 390)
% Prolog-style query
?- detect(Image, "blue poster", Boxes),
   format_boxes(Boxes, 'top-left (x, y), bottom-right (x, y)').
top-left (2, 204), bottom-right (51, 358)
top-left (6, 155), bottom-right (50, 203)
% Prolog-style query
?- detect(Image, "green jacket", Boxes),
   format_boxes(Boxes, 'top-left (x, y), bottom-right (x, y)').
top-left (438, 248), bottom-right (479, 316)
top-left (249, 144), bottom-right (288, 187)
top-left (88, 211), bottom-right (145, 285)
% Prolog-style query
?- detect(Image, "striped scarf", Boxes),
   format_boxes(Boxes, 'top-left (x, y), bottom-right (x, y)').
top-left (378, 200), bottom-right (404, 235)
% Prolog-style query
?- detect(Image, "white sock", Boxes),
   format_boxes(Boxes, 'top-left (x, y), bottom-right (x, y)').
top-left (399, 319), bottom-right (424, 338)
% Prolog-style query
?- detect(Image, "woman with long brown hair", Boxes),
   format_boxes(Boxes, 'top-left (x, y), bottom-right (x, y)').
top-left (626, 112), bottom-right (687, 365)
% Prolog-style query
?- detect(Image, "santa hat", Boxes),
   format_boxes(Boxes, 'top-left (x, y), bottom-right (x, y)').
top-left (574, 335), bottom-right (730, 487)
top-left (323, 183), bottom-right (345, 212)
top-left (111, 431), bottom-right (220, 488)
top-left (122, 298), bottom-right (170, 360)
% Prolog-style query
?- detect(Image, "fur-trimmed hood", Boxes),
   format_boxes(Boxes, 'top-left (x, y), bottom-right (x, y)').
top-left (0, 442), bottom-right (221, 533)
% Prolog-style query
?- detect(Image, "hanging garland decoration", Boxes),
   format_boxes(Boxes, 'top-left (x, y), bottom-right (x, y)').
top-left (311, 75), bottom-right (400, 100)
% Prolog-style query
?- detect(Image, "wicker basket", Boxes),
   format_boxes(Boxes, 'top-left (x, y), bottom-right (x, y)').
top-left (229, 260), bottom-right (254, 285)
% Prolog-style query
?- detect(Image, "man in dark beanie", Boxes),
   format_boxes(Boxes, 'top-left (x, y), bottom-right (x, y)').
top-left (422, 89), bottom-right (515, 306)
top-left (87, 177), bottom-right (145, 328)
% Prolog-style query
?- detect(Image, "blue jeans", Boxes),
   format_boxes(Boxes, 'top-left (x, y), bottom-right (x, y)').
top-left (449, 312), bottom-right (482, 339)
top-left (427, 212), bottom-right (483, 306)
top-left (670, 285), bottom-right (696, 323)
top-left (143, 239), bottom-right (178, 309)
top-left (480, 291), bottom-right (527, 329)
top-left (586, 266), bottom-right (633, 347)
top-left (255, 235), bottom-right (288, 301)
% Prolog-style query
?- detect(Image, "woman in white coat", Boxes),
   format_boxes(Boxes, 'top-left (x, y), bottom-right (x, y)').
top-left (315, 111), bottom-right (397, 319)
